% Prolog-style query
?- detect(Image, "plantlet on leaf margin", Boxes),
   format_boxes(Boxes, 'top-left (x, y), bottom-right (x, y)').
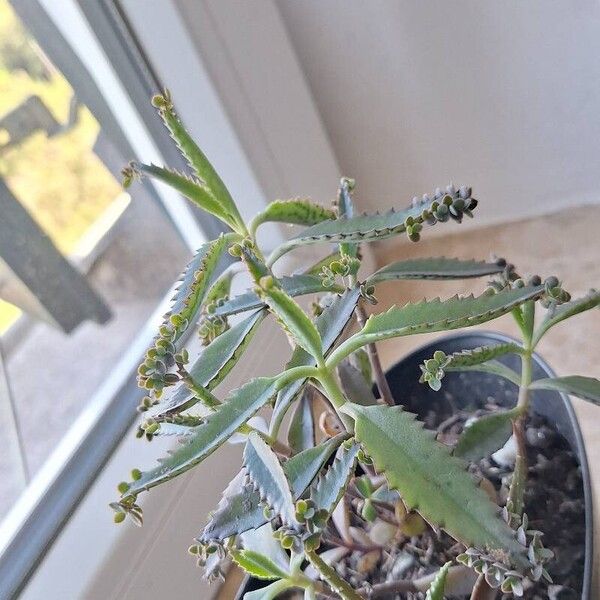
top-left (111, 91), bottom-right (599, 600)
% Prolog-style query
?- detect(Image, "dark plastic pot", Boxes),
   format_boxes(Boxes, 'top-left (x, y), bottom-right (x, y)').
top-left (237, 331), bottom-right (593, 599)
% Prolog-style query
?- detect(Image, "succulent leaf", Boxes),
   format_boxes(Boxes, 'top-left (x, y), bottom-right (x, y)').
top-left (331, 287), bottom-right (544, 364)
top-left (336, 177), bottom-right (359, 259)
top-left (287, 390), bottom-right (315, 453)
top-left (343, 403), bottom-right (528, 568)
top-left (229, 549), bottom-right (289, 580)
top-left (368, 257), bottom-right (505, 285)
top-left (425, 561), bottom-right (452, 600)
top-left (242, 580), bottom-right (293, 600)
top-left (243, 432), bottom-right (298, 526)
top-left (530, 375), bottom-right (600, 404)
top-left (267, 186), bottom-right (478, 265)
top-left (257, 284), bottom-right (323, 360)
top-left (126, 377), bottom-right (278, 494)
top-left (337, 361), bottom-right (378, 406)
top-left (201, 436), bottom-right (345, 542)
top-left (152, 94), bottom-right (245, 231)
top-left (252, 198), bottom-right (336, 234)
top-left (309, 441), bottom-right (361, 517)
top-left (138, 236), bottom-right (233, 392)
top-left (455, 409), bottom-right (519, 462)
top-left (533, 289), bottom-right (600, 345)
top-left (135, 162), bottom-right (234, 228)
top-left (215, 275), bottom-right (342, 317)
top-left (420, 343), bottom-right (522, 391)
top-left (151, 309), bottom-right (266, 416)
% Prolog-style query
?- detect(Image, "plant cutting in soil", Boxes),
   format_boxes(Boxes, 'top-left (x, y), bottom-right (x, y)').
top-left (112, 90), bottom-right (600, 599)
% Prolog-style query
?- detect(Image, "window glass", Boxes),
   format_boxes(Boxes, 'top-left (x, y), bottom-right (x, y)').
top-left (0, 0), bottom-right (188, 520)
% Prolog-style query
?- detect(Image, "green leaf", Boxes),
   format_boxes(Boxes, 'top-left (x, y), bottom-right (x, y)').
top-left (151, 309), bottom-right (266, 416)
top-left (533, 289), bottom-right (600, 346)
top-left (343, 403), bottom-right (528, 568)
top-left (309, 441), bottom-right (361, 516)
top-left (215, 275), bottom-right (341, 317)
top-left (447, 360), bottom-right (521, 387)
top-left (267, 189), bottom-right (477, 265)
top-left (330, 286), bottom-right (544, 365)
top-left (336, 178), bottom-right (358, 258)
top-left (252, 198), bottom-right (336, 234)
top-left (243, 432), bottom-right (296, 526)
top-left (337, 361), bottom-right (377, 406)
top-left (136, 163), bottom-right (236, 229)
top-left (229, 549), bottom-right (289, 580)
top-left (126, 377), bottom-right (278, 494)
top-left (155, 98), bottom-right (245, 231)
top-left (287, 390), bottom-right (315, 453)
top-left (454, 409), bottom-right (519, 462)
top-left (204, 267), bottom-right (235, 306)
top-left (271, 289), bottom-right (360, 432)
top-left (241, 523), bottom-right (289, 572)
top-left (138, 236), bottom-right (233, 392)
top-left (243, 580), bottom-right (293, 600)
top-left (530, 375), bottom-right (600, 404)
top-left (167, 235), bottom-right (232, 342)
top-left (425, 561), bottom-right (452, 600)
top-left (368, 257), bottom-right (504, 285)
top-left (200, 436), bottom-right (344, 542)
top-left (441, 343), bottom-right (522, 369)
top-left (258, 284), bottom-right (323, 360)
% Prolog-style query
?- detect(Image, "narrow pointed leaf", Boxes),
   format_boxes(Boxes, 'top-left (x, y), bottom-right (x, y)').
top-left (229, 549), bottom-right (289, 580)
top-left (258, 284), bottom-right (323, 359)
top-left (447, 360), bottom-right (521, 387)
top-left (243, 432), bottom-right (296, 526)
top-left (151, 309), bottom-right (266, 416)
top-left (343, 403), bottom-right (528, 567)
top-left (439, 343), bottom-right (522, 370)
top-left (338, 361), bottom-right (377, 406)
top-left (136, 162), bottom-right (234, 228)
top-left (309, 441), bottom-right (361, 516)
top-left (201, 435), bottom-right (344, 542)
top-left (368, 257), bottom-right (504, 285)
top-left (337, 179), bottom-right (358, 258)
top-left (530, 375), bottom-right (600, 404)
top-left (126, 377), bottom-right (278, 494)
top-left (331, 287), bottom-right (544, 364)
top-left (271, 288), bottom-right (360, 432)
top-left (425, 561), bottom-right (452, 600)
top-left (156, 100), bottom-right (244, 230)
top-left (455, 409), bottom-right (519, 461)
top-left (165, 235), bottom-right (232, 343)
top-left (267, 189), bottom-right (477, 265)
top-left (214, 274), bottom-right (339, 317)
top-left (287, 390), bottom-right (315, 453)
top-left (533, 289), bottom-right (600, 345)
top-left (252, 198), bottom-right (336, 232)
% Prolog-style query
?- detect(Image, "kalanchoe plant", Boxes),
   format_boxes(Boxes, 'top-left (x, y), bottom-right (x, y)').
top-left (112, 91), bottom-right (600, 599)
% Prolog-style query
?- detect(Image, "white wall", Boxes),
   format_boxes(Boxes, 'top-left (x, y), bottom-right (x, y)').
top-left (277, 0), bottom-right (600, 227)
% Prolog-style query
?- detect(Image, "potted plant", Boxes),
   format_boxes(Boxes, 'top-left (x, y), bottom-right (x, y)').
top-left (113, 91), bottom-right (598, 599)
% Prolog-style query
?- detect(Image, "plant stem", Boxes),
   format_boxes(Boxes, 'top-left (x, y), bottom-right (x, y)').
top-left (508, 347), bottom-right (532, 516)
top-left (317, 368), bottom-right (355, 432)
top-left (355, 303), bottom-right (394, 406)
top-left (305, 548), bottom-right (365, 600)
